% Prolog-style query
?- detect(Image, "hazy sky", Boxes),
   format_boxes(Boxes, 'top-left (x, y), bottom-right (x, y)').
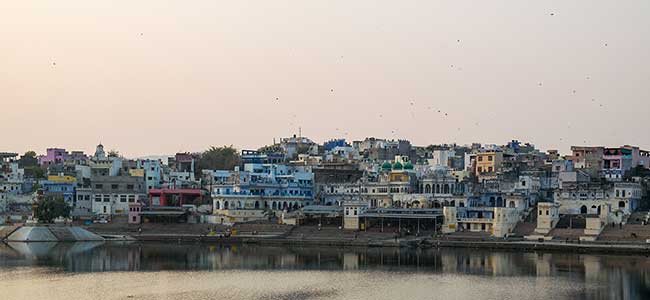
top-left (2, 1), bottom-right (649, 158)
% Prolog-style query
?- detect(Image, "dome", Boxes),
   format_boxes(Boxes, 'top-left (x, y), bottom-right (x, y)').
top-left (403, 162), bottom-right (414, 170)
top-left (392, 162), bottom-right (403, 170)
top-left (381, 162), bottom-right (392, 170)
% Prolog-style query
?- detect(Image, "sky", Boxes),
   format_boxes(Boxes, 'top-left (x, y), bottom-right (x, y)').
top-left (1, 1), bottom-right (649, 158)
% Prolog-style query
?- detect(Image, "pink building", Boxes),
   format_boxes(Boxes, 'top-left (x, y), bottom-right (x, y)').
top-left (128, 202), bottom-right (143, 224)
top-left (38, 148), bottom-right (69, 166)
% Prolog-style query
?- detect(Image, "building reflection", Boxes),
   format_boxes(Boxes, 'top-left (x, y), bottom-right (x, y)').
top-left (1, 242), bottom-right (649, 299)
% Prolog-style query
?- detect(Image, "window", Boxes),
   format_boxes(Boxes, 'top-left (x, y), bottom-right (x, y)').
top-left (111, 184), bottom-right (119, 190)
top-left (488, 167), bottom-right (493, 172)
top-left (478, 156), bottom-right (483, 162)
top-left (127, 184), bottom-right (134, 190)
top-left (120, 195), bottom-right (127, 202)
top-left (103, 195), bottom-right (110, 202)
top-left (94, 195), bottom-right (102, 202)
top-left (147, 177), bottom-right (153, 181)
top-left (128, 195), bottom-right (135, 203)
top-left (478, 167), bottom-right (483, 173)
top-left (521, 181), bottom-right (526, 187)
top-left (95, 184), bottom-right (103, 189)
top-left (488, 156), bottom-right (493, 161)
top-left (546, 210), bottom-right (549, 216)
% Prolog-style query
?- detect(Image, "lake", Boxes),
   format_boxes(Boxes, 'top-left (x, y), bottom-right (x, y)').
top-left (0, 242), bottom-right (649, 300)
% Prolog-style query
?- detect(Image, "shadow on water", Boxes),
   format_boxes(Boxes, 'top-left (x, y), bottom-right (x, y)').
top-left (1, 241), bottom-right (650, 299)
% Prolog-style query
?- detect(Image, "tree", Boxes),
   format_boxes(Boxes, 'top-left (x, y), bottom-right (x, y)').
top-left (19, 151), bottom-right (45, 179)
top-left (196, 146), bottom-right (241, 171)
top-left (108, 150), bottom-right (121, 158)
top-left (35, 195), bottom-right (71, 223)
top-left (18, 151), bottom-right (38, 168)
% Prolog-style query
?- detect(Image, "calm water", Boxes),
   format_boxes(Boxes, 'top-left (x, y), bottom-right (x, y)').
top-left (1, 242), bottom-right (649, 300)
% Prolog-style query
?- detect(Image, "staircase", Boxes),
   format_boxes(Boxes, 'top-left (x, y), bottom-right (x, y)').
top-left (0, 226), bottom-right (19, 240)
top-left (512, 208), bottom-right (537, 236)
top-left (627, 211), bottom-right (649, 225)
top-left (48, 227), bottom-right (76, 242)
top-left (555, 215), bottom-right (586, 229)
top-left (548, 228), bottom-right (584, 241)
top-left (598, 223), bottom-right (650, 242)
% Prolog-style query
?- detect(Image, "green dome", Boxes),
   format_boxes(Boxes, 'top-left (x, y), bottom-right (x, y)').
top-left (381, 162), bottom-right (392, 170)
top-left (392, 162), bottom-right (403, 170)
top-left (403, 162), bottom-right (414, 170)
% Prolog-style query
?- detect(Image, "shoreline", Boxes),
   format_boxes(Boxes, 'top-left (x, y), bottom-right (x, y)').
top-left (99, 233), bottom-right (650, 256)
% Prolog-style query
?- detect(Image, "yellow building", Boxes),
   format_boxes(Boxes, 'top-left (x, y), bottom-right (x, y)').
top-left (47, 175), bottom-right (76, 184)
top-left (129, 169), bottom-right (145, 177)
top-left (475, 151), bottom-right (503, 176)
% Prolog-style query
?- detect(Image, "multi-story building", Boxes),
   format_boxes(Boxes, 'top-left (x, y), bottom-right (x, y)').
top-left (91, 175), bottom-right (146, 216)
top-left (212, 163), bottom-right (314, 219)
top-left (40, 177), bottom-right (76, 204)
top-left (473, 151), bottom-right (504, 179)
top-left (38, 148), bottom-right (69, 166)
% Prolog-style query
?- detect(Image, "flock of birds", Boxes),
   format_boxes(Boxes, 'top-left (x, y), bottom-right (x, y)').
top-left (47, 12), bottom-right (612, 146)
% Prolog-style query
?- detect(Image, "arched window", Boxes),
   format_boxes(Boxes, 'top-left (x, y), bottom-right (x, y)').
top-left (580, 205), bottom-right (587, 214)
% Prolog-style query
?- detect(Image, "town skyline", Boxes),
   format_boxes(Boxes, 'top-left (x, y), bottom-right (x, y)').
top-left (3, 135), bottom-right (648, 160)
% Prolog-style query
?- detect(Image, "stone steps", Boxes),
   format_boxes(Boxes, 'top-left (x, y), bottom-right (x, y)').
top-left (0, 226), bottom-right (19, 239)
top-left (48, 227), bottom-right (78, 242)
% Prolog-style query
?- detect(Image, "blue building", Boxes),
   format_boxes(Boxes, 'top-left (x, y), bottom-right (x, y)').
top-left (137, 159), bottom-right (162, 192)
top-left (323, 139), bottom-right (348, 151)
top-left (40, 180), bottom-right (76, 205)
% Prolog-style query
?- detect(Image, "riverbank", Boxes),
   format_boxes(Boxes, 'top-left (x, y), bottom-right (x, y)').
top-left (95, 232), bottom-right (650, 256)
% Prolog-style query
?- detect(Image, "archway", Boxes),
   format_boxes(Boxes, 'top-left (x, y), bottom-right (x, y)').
top-left (255, 201), bottom-right (260, 209)
top-left (224, 201), bottom-right (229, 209)
top-left (425, 184), bottom-right (431, 194)
top-left (215, 201), bottom-right (220, 209)
top-left (580, 205), bottom-right (588, 214)
top-left (508, 201), bottom-right (516, 208)
top-left (619, 201), bottom-right (625, 208)
top-left (496, 197), bottom-right (503, 207)
top-left (272, 202), bottom-right (277, 210)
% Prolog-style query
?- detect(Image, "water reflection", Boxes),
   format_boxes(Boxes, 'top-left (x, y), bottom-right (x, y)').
top-left (1, 242), bottom-right (649, 300)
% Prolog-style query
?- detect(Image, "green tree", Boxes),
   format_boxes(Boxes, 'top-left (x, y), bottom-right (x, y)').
top-left (35, 195), bottom-right (71, 223)
top-left (108, 150), bottom-right (120, 158)
top-left (196, 146), bottom-right (241, 171)
top-left (18, 151), bottom-right (38, 168)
